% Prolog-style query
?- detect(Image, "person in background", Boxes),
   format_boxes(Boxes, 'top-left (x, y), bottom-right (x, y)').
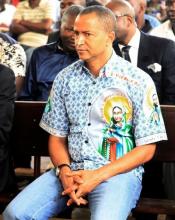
top-left (48, 0), bottom-right (86, 43)
top-left (146, 0), bottom-right (167, 21)
top-left (0, 32), bottom-right (26, 96)
top-left (109, 0), bottom-right (175, 105)
top-left (17, 5), bottom-right (83, 175)
top-left (127, 0), bottom-right (160, 33)
top-left (0, 0), bottom-right (16, 33)
top-left (10, 0), bottom-right (55, 49)
top-left (150, 0), bottom-right (175, 41)
top-left (0, 64), bottom-right (16, 194)
top-left (3, 6), bottom-right (167, 220)
top-left (19, 5), bottom-right (83, 101)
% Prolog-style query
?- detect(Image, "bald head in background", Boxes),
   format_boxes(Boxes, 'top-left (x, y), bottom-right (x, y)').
top-left (126, 0), bottom-right (147, 30)
top-left (106, 0), bottom-right (136, 45)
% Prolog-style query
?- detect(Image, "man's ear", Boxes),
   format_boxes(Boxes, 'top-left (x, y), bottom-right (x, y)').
top-left (108, 31), bottom-right (116, 43)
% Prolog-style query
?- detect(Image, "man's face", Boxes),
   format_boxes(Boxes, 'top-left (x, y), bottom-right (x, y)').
top-left (166, 0), bottom-right (175, 23)
top-left (106, 3), bottom-right (128, 44)
top-left (74, 13), bottom-right (112, 63)
top-left (60, 0), bottom-right (85, 17)
top-left (29, 0), bottom-right (41, 8)
top-left (60, 16), bottom-right (76, 52)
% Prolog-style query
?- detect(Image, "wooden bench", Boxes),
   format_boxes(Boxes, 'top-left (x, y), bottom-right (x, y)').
top-left (1, 102), bottom-right (175, 219)
top-left (11, 101), bottom-right (48, 178)
top-left (133, 105), bottom-right (175, 219)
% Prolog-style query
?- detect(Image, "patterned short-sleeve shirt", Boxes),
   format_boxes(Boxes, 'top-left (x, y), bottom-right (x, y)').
top-left (40, 51), bottom-right (167, 177)
top-left (0, 34), bottom-right (26, 77)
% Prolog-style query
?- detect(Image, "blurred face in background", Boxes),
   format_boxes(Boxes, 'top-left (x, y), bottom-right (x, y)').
top-left (60, 0), bottom-right (86, 17)
top-left (60, 15), bottom-right (77, 52)
top-left (29, 0), bottom-right (41, 8)
top-left (166, 0), bottom-right (175, 23)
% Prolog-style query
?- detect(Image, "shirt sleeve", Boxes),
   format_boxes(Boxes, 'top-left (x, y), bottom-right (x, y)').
top-left (40, 71), bottom-right (69, 137)
top-left (133, 76), bottom-right (167, 146)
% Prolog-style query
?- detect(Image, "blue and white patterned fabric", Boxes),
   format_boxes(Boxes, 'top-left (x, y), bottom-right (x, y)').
top-left (40, 50), bottom-right (167, 178)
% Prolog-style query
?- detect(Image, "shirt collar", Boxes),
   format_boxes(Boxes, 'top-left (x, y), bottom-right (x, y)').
top-left (80, 50), bottom-right (117, 77)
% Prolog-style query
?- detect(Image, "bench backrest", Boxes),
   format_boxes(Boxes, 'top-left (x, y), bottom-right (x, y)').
top-left (11, 101), bottom-right (48, 157)
top-left (155, 105), bottom-right (175, 162)
top-left (11, 102), bottom-right (175, 163)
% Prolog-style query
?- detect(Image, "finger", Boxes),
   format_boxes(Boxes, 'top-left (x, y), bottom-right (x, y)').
top-left (75, 188), bottom-right (85, 199)
top-left (67, 198), bottom-right (74, 206)
top-left (66, 171), bottom-right (82, 177)
top-left (62, 184), bottom-right (78, 195)
top-left (73, 175), bottom-right (83, 184)
top-left (67, 197), bottom-right (88, 206)
top-left (79, 197), bottom-right (88, 205)
top-left (68, 192), bottom-right (81, 206)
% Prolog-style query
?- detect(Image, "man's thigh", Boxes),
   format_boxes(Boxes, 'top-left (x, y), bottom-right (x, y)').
top-left (88, 170), bottom-right (142, 220)
top-left (3, 169), bottom-right (68, 220)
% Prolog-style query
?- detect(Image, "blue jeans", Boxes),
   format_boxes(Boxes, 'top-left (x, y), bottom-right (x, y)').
top-left (3, 169), bottom-right (142, 220)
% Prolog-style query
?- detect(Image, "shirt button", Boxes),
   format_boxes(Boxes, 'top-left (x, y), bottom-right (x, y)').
top-left (88, 123), bottom-right (91, 126)
top-left (93, 81), bottom-right (96, 85)
top-left (88, 103), bottom-right (91, 106)
top-left (85, 140), bottom-right (89, 143)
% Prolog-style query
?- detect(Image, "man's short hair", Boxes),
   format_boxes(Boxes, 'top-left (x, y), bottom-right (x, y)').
top-left (78, 5), bottom-right (117, 34)
top-left (61, 5), bottom-right (85, 22)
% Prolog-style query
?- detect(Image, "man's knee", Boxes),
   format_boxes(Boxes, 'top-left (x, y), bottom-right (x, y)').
top-left (3, 206), bottom-right (33, 220)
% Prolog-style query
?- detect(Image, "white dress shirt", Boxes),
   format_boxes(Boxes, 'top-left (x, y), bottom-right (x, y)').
top-left (119, 28), bottom-right (141, 67)
top-left (150, 20), bottom-right (175, 42)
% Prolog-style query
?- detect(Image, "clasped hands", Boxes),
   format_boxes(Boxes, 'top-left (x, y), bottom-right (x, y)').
top-left (60, 169), bottom-right (100, 206)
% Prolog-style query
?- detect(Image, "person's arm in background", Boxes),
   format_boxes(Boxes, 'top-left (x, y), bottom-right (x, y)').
top-left (18, 48), bottom-right (39, 101)
top-left (11, 43), bottom-right (26, 97)
top-left (19, 18), bottom-right (53, 35)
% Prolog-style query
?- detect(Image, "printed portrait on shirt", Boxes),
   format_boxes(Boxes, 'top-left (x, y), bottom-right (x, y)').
top-left (88, 88), bottom-right (135, 162)
top-left (143, 86), bottom-right (161, 126)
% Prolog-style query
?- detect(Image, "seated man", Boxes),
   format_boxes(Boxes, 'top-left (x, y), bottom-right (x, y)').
top-left (47, 0), bottom-right (86, 43)
top-left (19, 5), bottom-right (83, 101)
top-left (3, 6), bottom-right (167, 220)
top-left (10, 0), bottom-right (55, 49)
top-left (0, 64), bottom-right (16, 193)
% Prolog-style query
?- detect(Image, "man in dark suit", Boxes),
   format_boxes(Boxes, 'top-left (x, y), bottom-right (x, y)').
top-left (0, 64), bottom-right (16, 193)
top-left (106, 0), bottom-right (175, 105)
top-left (106, 0), bottom-right (175, 219)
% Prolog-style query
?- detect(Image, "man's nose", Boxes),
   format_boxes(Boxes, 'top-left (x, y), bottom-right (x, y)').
top-left (76, 35), bottom-right (85, 45)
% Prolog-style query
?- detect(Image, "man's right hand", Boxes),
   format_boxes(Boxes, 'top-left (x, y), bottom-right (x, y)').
top-left (59, 166), bottom-right (87, 206)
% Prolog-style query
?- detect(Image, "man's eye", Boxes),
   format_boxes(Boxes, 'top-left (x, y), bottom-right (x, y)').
top-left (85, 33), bottom-right (91, 36)
top-left (74, 31), bottom-right (79, 36)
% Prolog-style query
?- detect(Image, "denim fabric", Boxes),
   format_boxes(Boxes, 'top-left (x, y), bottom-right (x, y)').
top-left (3, 168), bottom-right (142, 220)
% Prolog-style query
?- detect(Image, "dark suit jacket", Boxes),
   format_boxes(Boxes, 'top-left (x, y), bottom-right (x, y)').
top-left (0, 64), bottom-right (16, 192)
top-left (113, 32), bottom-right (175, 104)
